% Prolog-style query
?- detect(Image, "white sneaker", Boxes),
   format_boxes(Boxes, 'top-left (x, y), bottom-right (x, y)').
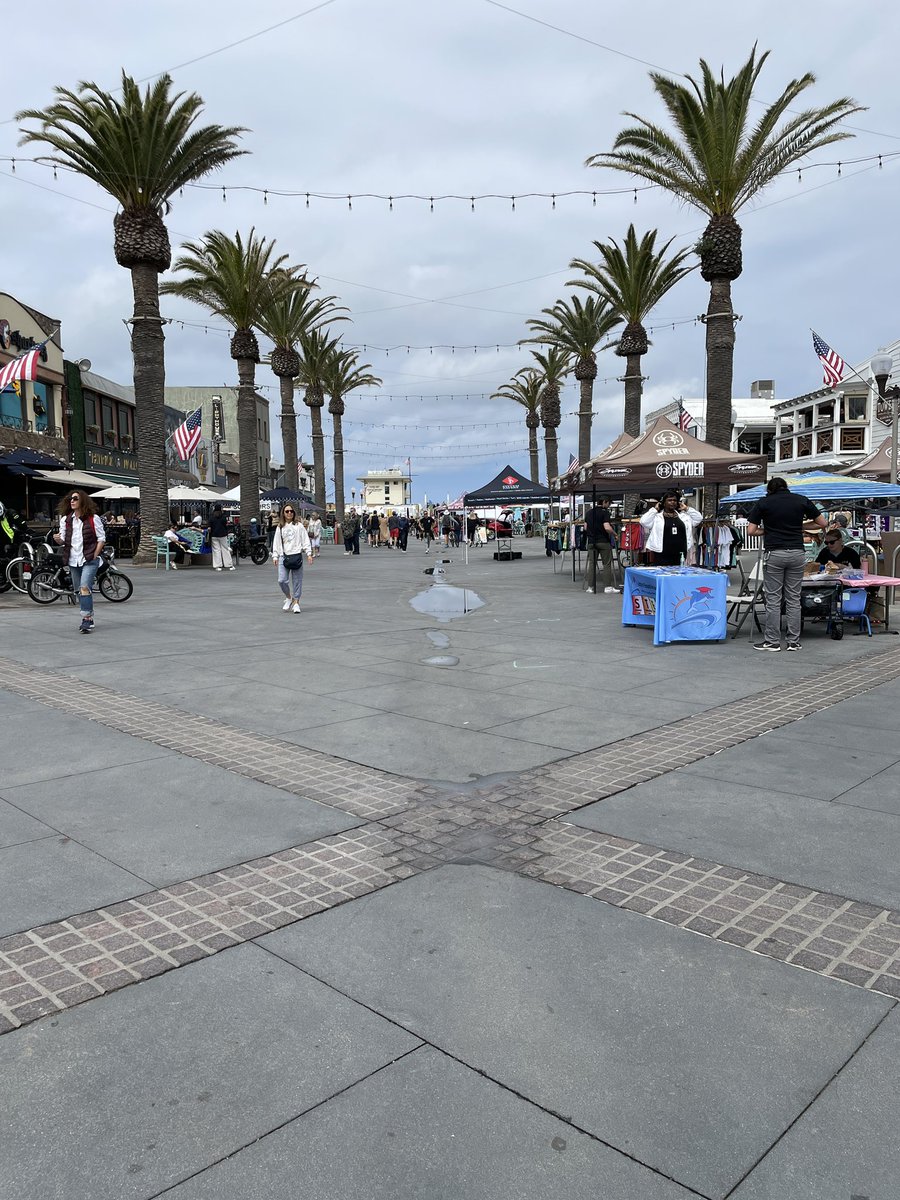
top-left (282, 598), bottom-right (292, 611)
top-left (291, 602), bottom-right (301, 614)
top-left (604, 586), bottom-right (618, 594)
top-left (214, 567), bottom-right (223, 571)
top-left (228, 566), bottom-right (236, 570)
top-left (585, 587), bottom-right (595, 593)
top-left (170, 563), bottom-right (178, 570)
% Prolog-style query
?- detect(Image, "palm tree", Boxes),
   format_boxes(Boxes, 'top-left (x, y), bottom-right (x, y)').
top-left (529, 346), bottom-right (571, 483)
top-left (295, 327), bottom-right (342, 508)
top-left (322, 346), bottom-right (382, 522)
top-left (522, 294), bottom-right (619, 465)
top-left (16, 74), bottom-right (246, 561)
top-left (492, 368), bottom-right (542, 483)
top-left (257, 280), bottom-right (347, 492)
top-left (586, 47), bottom-right (861, 449)
top-left (161, 229), bottom-right (296, 525)
top-left (570, 225), bottom-right (694, 437)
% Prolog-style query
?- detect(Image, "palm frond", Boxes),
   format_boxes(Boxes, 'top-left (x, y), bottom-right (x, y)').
top-left (17, 71), bottom-right (247, 211)
top-left (585, 46), bottom-right (863, 217)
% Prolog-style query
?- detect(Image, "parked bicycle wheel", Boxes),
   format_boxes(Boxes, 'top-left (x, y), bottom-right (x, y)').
top-left (99, 572), bottom-right (133, 602)
top-left (5, 556), bottom-right (34, 593)
top-left (27, 568), bottom-right (62, 604)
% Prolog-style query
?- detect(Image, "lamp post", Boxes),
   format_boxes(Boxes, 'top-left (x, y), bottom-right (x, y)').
top-left (871, 352), bottom-right (899, 487)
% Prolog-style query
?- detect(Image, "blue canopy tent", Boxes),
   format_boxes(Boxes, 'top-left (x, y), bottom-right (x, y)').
top-left (718, 471), bottom-right (900, 506)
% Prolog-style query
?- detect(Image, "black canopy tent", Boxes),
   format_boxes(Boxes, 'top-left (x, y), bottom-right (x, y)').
top-left (463, 465), bottom-right (552, 507)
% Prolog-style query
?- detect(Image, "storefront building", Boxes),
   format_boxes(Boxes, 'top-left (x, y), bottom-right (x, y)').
top-left (165, 386), bottom-right (271, 489)
top-left (0, 293), bottom-right (67, 465)
top-left (772, 340), bottom-right (900, 473)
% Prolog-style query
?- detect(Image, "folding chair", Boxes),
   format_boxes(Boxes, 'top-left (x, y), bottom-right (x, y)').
top-left (726, 552), bottom-right (765, 639)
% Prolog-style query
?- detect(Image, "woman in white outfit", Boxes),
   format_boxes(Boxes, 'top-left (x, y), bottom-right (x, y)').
top-left (271, 503), bottom-right (313, 612)
top-left (639, 491), bottom-right (703, 566)
top-left (307, 514), bottom-right (322, 558)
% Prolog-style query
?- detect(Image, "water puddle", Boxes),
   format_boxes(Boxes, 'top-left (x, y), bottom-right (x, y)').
top-left (410, 583), bottom-right (485, 623)
top-left (426, 630), bottom-right (451, 648)
top-left (422, 654), bottom-right (460, 667)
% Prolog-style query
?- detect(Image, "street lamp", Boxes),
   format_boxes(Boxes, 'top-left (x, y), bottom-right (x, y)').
top-left (871, 352), bottom-right (899, 486)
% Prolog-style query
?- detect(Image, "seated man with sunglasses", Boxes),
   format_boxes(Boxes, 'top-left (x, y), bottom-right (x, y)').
top-left (815, 530), bottom-right (861, 571)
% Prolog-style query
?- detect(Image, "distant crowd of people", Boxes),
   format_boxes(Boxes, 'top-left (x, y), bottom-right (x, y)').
top-left (337, 508), bottom-right (500, 555)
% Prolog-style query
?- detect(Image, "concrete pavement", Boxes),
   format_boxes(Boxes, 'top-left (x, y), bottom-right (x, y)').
top-left (1, 537), bottom-right (899, 1198)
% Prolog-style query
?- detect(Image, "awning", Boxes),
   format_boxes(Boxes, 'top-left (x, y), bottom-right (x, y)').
top-left (0, 448), bottom-right (67, 469)
top-left (33, 468), bottom-right (118, 489)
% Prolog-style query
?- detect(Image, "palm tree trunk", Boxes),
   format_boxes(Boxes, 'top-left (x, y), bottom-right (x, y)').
top-left (129, 262), bottom-right (168, 564)
top-left (528, 427), bottom-right (540, 483)
top-left (332, 409), bottom-right (345, 522)
top-left (543, 428), bottom-right (559, 484)
top-left (577, 377), bottom-right (593, 464)
top-left (309, 398), bottom-right (326, 508)
top-left (236, 356), bottom-right (261, 526)
top-left (704, 277), bottom-right (735, 450)
top-left (622, 352), bottom-right (643, 437)
top-left (279, 375), bottom-right (299, 491)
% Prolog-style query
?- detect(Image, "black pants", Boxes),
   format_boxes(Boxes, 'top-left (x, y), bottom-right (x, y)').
top-left (398, 530), bottom-right (409, 551)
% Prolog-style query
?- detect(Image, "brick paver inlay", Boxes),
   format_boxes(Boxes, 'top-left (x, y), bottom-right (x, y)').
top-left (2, 645), bottom-right (900, 1034)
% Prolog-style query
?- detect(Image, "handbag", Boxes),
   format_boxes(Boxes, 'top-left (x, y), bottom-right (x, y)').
top-left (282, 552), bottom-right (303, 570)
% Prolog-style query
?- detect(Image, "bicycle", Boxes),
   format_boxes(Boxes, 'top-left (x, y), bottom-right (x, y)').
top-left (5, 536), bottom-right (55, 594)
top-left (27, 547), bottom-right (134, 605)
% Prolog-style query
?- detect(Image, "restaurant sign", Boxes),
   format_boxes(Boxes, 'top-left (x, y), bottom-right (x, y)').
top-left (86, 446), bottom-right (138, 479)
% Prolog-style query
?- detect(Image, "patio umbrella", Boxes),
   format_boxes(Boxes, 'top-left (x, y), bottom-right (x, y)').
top-left (260, 487), bottom-right (322, 510)
top-left (719, 471), bottom-right (900, 506)
top-left (93, 484), bottom-right (141, 500)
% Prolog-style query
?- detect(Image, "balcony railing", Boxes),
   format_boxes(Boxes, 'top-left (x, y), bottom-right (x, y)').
top-left (0, 414), bottom-right (63, 438)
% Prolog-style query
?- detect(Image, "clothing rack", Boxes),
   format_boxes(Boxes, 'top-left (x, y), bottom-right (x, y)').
top-left (696, 518), bottom-right (742, 571)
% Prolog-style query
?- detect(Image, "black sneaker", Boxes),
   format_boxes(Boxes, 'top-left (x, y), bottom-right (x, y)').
top-left (785, 642), bottom-right (801, 652)
top-left (79, 617), bottom-right (92, 634)
top-left (753, 641), bottom-right (781, 652)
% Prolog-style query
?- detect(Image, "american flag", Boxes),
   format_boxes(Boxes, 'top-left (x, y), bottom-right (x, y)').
top-left (173, 407), bottom-right (202, 460)
top-left (568, 452), bottom-right (579, 473)
top-left (678, 404), bottom-right (693, 431)
top-left (0, 344), bottom-right (43, 393)
top-left (812, 331), bottom-right (845, 388)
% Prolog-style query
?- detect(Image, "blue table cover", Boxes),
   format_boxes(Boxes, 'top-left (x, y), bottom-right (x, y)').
top-left (622, 566), bottom-right (727, 645)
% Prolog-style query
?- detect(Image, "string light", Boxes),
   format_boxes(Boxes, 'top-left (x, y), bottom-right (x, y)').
top-left (4, 150), bottom-right (895, 204)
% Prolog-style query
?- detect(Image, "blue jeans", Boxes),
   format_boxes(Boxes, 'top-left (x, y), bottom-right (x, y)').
top-left (70, 559), bottom-right (100, 617)
top-left (277, 561), bottom-right (303, 599)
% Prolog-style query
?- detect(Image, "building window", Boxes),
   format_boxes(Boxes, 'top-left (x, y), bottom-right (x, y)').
top-left (117, 404), bottom-right (134, 449)
top-left (840, 428), bottom-right (865, 451)
top-left (0, 381), bottom-right (24, 429)
top-left (101, 398), bottom-right (117, 447)
top-left (843, 394), bottom-right (867, 423)
top-left (816, 430), bottom-right (833, 454)
top-left (32, 380), bottom-right (50, 432)
top-left (797, 434), bottom-right (812, 457)
top-left (777, 437), bottom-right (793, 461)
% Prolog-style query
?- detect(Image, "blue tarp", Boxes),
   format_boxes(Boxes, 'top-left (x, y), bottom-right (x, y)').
top-left (719, 471), bottom-right (900, 506)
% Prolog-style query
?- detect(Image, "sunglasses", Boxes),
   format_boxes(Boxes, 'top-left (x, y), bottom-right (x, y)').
top-left (283, 509), bottom-right (295, 514)
top-left (824, 538), bottom-right (840, 545)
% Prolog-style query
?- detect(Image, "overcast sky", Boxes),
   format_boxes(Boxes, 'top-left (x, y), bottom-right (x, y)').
top-left (4, 0), bottom-right (899, 503)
